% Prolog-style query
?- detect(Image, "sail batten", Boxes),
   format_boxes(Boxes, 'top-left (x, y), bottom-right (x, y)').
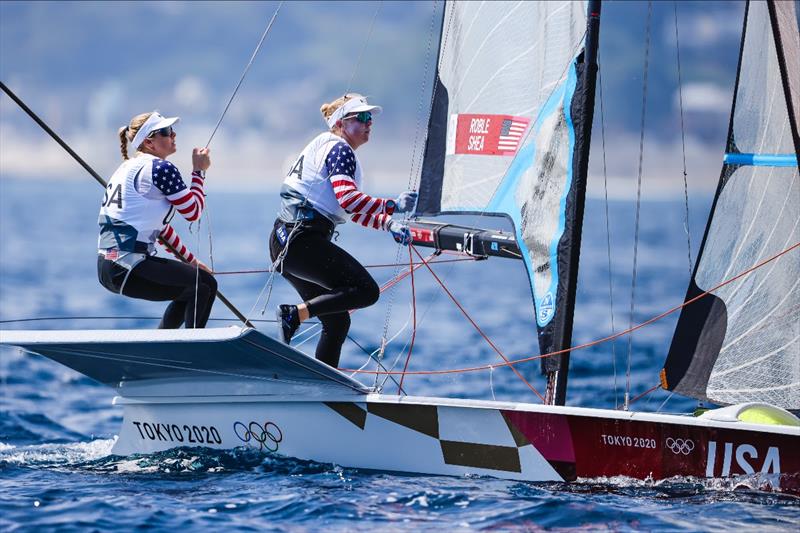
top-left (663, 0), bottom-right (800, 410)
top-left (723, 153), bottom-right (798, 166)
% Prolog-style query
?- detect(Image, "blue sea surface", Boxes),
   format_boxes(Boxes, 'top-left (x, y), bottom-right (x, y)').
top-left (1, 179), bottom-right (798, 531)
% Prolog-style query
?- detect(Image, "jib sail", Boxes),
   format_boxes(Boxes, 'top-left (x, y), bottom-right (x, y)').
top-left (416, 1), bottom-right (600, 403)
top-left (662, 0), bottom-right (800, 410)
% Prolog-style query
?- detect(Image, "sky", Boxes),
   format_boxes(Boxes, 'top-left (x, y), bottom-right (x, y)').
top-left (0, 0), bottom-right (746, 198)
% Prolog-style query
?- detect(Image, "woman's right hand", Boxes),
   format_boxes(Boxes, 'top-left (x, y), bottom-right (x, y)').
top-left (192, 147), bottom-right (211, 172)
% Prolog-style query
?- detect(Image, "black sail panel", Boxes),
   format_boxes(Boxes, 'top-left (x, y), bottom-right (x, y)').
top-left (417, 74), bottom-right (449, 216)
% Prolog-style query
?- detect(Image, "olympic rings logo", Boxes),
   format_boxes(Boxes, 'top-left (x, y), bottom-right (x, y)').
top-left (233, 421), bottom-right (283, 452)
top-left (666, 437), bottom-right (695, 455)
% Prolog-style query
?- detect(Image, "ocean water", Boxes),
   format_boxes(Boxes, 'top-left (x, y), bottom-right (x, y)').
top-left (1, 178), bottom-right (798, 531)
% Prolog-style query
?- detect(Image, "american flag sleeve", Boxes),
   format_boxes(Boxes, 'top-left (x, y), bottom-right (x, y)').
top-left (152, 160), bottom-right (206, 222)
top-left (158, 224), bottom-right (196, 264)
top-left (326, 142), bottom-right (396, 231)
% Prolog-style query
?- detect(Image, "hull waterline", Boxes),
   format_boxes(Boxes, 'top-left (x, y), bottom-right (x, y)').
top-left (112, 393), bottom-right (800, 492)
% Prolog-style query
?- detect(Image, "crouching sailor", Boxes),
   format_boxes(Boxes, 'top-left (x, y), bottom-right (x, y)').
top-left (97, 111), bottom-right (217, 328)
top-left (269, 93), bottom-right (418, 368)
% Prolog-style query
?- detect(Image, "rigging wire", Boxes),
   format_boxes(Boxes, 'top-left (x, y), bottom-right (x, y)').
top-left (346, 1), bottom-right (383, 92)
top-left (407, 0), bottom-right (442, 191)
top-left (410, 245), bottom-right (545, 401)
top-left (5, 242), bottom-right (796, 392)
top-left (341, 240), bottom-right (800, 376)
top-left (376, 254), bottom-right (469, 394)
top-left (193, 216), bottom-right (201, 328)
top-left (397, 245), bottom-right (418, 393)
top-left (625, 383), bottom-right (661, 407)
top-left (378, 0), bottom-right (443, 391)
top-left (597, 65), bottom-right (620, 410)
top-left (657, 390), bottom-right (676, 413)
top-left (208, 256), bottom-right (477, 275)
top-left (625, 0), bottom-right (653, 412)
top-left (205, 3), bottom-right (284, 149)
top-left (201, 3), bottom-right (283, 273)
top-left (673, 0), bottom-right (694, 277)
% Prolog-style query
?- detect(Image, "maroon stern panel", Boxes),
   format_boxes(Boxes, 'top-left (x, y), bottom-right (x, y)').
top-left (502, 410), bottom-right (799, 489)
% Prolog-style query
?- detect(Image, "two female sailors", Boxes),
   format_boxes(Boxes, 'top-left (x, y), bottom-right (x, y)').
top-left (97, 111), bottom-right (217, 329)
top-left (270, 94), bottom-right (418, 368)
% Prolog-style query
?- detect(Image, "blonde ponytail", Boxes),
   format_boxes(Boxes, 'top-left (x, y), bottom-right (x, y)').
top-left (119, 112), bottom-right (154, 160)
top-left (118, 126), bottom-right (130, 160)
top-left (320, 94), bottom-right (358, 131)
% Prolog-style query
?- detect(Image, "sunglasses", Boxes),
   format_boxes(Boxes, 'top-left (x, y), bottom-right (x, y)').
top-left (148, 126), bottom-right (174, 138)
top-left (344, 111), bottom-right (372, 124)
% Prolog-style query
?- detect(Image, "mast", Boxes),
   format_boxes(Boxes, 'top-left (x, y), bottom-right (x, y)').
top-left (543, 0), bottom-right (603, 406)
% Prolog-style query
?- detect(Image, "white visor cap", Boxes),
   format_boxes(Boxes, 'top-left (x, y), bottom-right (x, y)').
top-left (130, 111), bottom-right (180, 152)
top-left (325, 94), bottom-right (382, 129)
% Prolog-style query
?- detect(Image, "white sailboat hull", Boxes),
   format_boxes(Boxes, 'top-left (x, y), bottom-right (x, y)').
top-left (3, 327), bottom-right (798, 491)
top-left (112, 393), bottom-right (800, 490)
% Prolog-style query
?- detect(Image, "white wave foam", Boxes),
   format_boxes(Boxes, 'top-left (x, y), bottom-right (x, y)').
top-left (576, 472), bottom-right (785, 493)
top-left (0, 437), bottom-right (116, 466)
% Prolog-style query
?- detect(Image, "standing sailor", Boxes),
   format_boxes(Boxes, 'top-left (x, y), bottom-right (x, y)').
top-left (97, 111), bottom-right (217, 329)
top-left (270, 93), bottom-right (417, 368)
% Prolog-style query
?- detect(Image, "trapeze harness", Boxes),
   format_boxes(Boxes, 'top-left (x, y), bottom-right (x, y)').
top-left (270, 133), bottom-right (397, 367)
top-left (97, 154), bottom-right (217, 329)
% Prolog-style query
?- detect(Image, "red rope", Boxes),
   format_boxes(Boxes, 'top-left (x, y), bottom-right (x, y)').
top-left (408, 245), bottom-right (545, 401)
top-left (212, 256), bottom-right (477, 275)
top-left (341, 241), bottom-right (799, 378)
top-left (398, 245), bottom-right (418, 393)
top-left (626, 383), bottom-right (661, 406)
top-left (376, 252), bottom-right (434, 294)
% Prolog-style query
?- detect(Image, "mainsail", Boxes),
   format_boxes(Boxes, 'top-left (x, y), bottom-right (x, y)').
top-left (415, 1), bottom-right (600, 404)
top-left (662, 0), bottom-right (800, 410)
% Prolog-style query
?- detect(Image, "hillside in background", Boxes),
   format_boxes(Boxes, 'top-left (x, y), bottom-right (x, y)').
top-left (1, 1), bottom-right (746, 195)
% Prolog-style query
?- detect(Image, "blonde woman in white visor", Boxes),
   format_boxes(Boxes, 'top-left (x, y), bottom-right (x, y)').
top-left (269, 93), bottom-right (418, 368)
top-left (97, 111), bottom-right (217, 329)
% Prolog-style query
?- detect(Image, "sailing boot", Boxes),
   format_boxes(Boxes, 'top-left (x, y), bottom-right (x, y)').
top-left (277, 304), bottom-right (300, 344)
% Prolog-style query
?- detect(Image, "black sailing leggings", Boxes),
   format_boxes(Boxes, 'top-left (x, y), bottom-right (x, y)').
top-left (97, 255), bottom-right (218, 328)
top-left (269, 218), bottom-right (380, 367)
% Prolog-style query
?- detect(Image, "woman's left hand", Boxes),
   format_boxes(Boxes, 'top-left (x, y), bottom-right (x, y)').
top-left (388, 220), bottom-right (412, 246)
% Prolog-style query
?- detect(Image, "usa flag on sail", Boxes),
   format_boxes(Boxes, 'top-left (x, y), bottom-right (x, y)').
top-left (448, 114), bottom-right (531, 156)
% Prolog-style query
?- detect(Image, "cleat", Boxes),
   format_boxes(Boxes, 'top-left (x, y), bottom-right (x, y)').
top-left (277, 304), bottom-right (300, 344)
